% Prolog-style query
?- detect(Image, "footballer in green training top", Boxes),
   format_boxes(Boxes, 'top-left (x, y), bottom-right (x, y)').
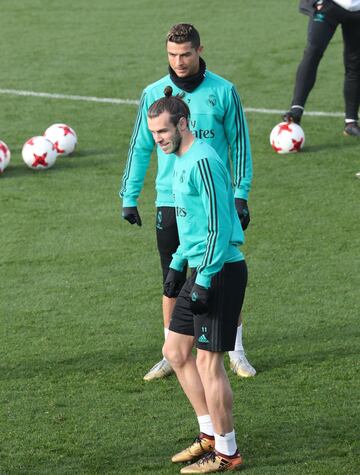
top-left (119, 23), bottom-right (255, 381)
top-left (147, 87), bottom-right (248, 474)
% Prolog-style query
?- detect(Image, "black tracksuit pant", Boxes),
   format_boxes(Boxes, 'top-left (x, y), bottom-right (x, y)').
top-left (291, 0), bottom-right (360, 121)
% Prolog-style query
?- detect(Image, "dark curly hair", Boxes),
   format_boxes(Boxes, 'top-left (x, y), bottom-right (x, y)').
top-left (166, 23), bottom-right (200, 49)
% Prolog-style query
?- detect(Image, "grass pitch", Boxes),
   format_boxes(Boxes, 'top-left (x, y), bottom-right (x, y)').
top-left (0, 1), bottom-right (359, 474)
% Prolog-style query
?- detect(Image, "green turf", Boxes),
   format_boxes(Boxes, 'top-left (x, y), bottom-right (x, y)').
top-left (0, 0), bottom-right (359, 474)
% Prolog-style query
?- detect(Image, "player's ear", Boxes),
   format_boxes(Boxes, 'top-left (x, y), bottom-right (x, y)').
top-left (197, 45), bottom-right (204, 55)
top-left (178, 116), bottom-right (187, 131)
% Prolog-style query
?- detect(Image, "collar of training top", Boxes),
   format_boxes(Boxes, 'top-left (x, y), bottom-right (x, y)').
top-left (168, 57), bottom-right (206, 93)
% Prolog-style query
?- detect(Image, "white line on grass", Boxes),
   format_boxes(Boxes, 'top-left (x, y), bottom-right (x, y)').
top-left (0, 88), bottom-right (139, 106)
top-left (245, 107), bottom-right (343, 118)
top-left (0, 87), bottom-right (344, 118)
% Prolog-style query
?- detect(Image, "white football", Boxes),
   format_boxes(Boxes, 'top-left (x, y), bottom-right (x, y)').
top-left (0, 140), bottom-right (11, 174)
top-left (22, 136), bottom-right (57, 170)
top-left (270, 122), bottom-right (305, 154)
top-left (44, 123), bottom-right (77, 156)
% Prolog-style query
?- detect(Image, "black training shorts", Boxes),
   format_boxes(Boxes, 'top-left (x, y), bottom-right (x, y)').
top-left (156, 206), bottom-right (187, 288)
top-left (169, 261), bottom-right (248, 352)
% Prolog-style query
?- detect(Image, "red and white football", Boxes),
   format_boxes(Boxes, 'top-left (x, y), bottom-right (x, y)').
top-left (270, 122), bottom-right (305, 154)
top-left (44, 123), bottom-right (77, 156)
top-left (22, 136), bottom-right (57, 170)
top-left (0, 140), bottom-right (11, 174)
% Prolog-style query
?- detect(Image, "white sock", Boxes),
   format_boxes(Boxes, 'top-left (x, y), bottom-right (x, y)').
top-left (197, 414), bottom-right (214, 437)
top-left (345, 118), bottom-right (356, 124)
top-left (228, 325), bottom-right (244, 360)
top-left (214, 430), bottom-right (237, 456)
top-left (162, 328), bottom-right (170, 362)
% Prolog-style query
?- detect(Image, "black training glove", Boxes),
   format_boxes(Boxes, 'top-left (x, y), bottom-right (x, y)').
top-left (190, 283), bottom-right (211, 315)
top-left (164, 269), bottom-right (184, 298)
top-left (122, 207), bottom-right (142, 226)
top-left (235, 198), bottom-right (250, 231)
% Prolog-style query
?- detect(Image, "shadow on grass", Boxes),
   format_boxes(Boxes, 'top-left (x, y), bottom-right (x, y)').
top-left (1, 148), bottom-right (117, 178)
top-left (252, 340), bottom-right (358, 374)
top-left (0, 337), bottom-right (165, 383)
top-left (0, 350), bottom-right (131, 381)
top-left (301, 139), bottom-right (360, 154)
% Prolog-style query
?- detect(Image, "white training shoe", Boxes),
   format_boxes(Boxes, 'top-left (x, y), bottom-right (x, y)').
top-left (143, 358), bottom-right (174, 381)
top-left (356, 171), bottom-right (360, 179)
top-left (229, 352), bottom-right (256, 377)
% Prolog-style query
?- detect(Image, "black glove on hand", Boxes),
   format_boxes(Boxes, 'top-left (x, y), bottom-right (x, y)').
top-left (235, 198), bottom-right (250, 231)
top-left (190, 283), bottom-right (211, 315)
top-left (122, 207), bottom-right (142, 226)
top-left (164, 269), bottom-right (184, 298)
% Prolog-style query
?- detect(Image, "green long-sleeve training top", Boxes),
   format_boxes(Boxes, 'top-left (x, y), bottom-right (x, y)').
top-left (120, 70), bottom-right (252, 207)
top-left (170, 139), bottom-right (245, 289)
